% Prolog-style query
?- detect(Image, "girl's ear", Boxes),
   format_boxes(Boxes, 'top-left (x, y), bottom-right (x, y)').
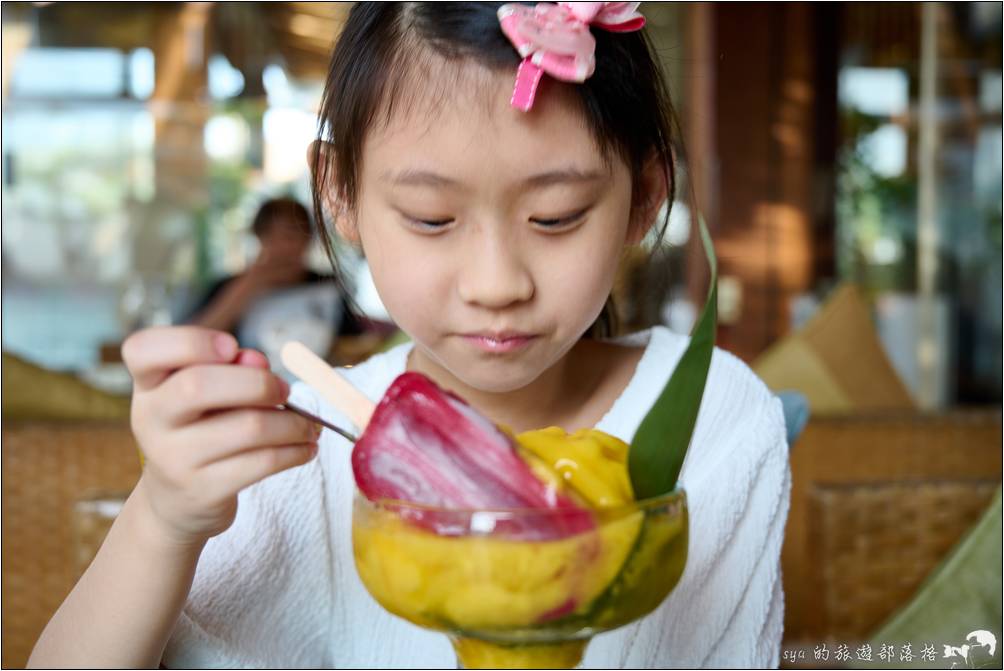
top-left (307, 140), bottom-right (361, 245)
top-left (626, 153), bottom-right (670, 246)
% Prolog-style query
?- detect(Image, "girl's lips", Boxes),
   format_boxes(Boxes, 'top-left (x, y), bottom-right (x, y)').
top-left (461, 334), bottom-right (537, 353)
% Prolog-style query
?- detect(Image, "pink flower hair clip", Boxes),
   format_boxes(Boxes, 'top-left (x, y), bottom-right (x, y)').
top-left (497, 2), bottom-right (646, 112)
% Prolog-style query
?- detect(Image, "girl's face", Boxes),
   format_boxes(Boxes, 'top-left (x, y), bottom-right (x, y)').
top-left (341, 66), bottom-right (654, 394)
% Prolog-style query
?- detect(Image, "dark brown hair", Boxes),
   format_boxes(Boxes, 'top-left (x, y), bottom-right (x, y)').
top-left (252, 197), bottom-right (312, 238)
top-left (311, 2), bottom-right (683, 338)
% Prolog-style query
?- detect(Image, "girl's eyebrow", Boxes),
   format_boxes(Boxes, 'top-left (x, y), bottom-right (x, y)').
top-left (523, 167), bottom-right (609, 189)
top-left (380, 166), bottom-right (608, 191)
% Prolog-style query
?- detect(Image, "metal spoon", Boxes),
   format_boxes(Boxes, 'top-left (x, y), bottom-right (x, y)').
top-left (282, 401), bottom-right (359, 443)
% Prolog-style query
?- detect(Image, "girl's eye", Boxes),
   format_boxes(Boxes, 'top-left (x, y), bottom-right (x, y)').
top-left (404, 216), bottom-right (454, 232)
top-left (531, 208), bottom-right (590, 229)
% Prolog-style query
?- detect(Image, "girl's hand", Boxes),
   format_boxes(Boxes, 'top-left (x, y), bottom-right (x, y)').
top-left (122, 326), bottom-right (320, 548)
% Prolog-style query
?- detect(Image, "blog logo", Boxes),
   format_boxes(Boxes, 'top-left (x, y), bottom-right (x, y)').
top-left (943, 630), bottom-right (998, 669)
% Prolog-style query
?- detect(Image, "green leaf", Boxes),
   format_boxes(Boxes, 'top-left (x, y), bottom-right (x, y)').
top-left (628, 215), bottom-right (718, 499)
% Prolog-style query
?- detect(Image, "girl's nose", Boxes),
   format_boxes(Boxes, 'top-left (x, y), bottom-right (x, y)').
top-left (456, 233), bottom-right (534, 309)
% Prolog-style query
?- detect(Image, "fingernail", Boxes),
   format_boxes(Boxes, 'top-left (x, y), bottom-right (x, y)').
top-left (215, 334), bottom-right (238, 360)
top-left (309, 443), bottom-right (320, 460)
top-left (313, 423), bottom-right (323, 439)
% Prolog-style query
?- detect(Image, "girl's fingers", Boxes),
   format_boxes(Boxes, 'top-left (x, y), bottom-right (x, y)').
top-left (199, 443), bottom-right (319, 495)
top-left (234, 348), bottom-right (271, 369)
top-left (155, 365), bottom-right (290, 426)
top-left (123, 326), bottom-right (239, 391)
top-left (174, 408), bottom-right (319, 467)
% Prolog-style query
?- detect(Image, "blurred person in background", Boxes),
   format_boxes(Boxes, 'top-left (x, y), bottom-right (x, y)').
top-left (187, 197), bottom-right (362, 369)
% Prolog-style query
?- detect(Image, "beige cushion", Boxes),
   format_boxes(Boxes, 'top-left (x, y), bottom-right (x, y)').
top-left (753, 284), bottom-right (915, 415)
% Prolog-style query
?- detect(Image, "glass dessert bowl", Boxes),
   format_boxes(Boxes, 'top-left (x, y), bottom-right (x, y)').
top-left (352, 487), bottom-right (688, 669)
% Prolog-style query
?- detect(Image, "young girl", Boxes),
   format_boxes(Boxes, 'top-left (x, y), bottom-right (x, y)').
top-left (29, 3), bottom-right (790, 668)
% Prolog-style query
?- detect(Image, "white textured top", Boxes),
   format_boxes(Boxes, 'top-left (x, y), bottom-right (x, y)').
top-left (163, 326), bottom-right (791, 668)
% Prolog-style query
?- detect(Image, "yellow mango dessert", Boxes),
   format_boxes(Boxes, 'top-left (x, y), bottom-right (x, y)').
top-left (352, 405), bottom-right (688, 669)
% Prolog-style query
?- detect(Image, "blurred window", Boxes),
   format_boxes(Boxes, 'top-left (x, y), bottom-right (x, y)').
top-left (835, 3), bottom-right (1002, 406)
top-left (1, 7), bottom-right (339, 372)
top-left (10, 48), bottom-right (128, 98)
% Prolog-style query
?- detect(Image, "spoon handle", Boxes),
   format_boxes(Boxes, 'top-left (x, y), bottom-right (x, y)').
top-left (283, 401), bottom-right (358, 443)
top-left (280, 341), bottom-right (375, 431)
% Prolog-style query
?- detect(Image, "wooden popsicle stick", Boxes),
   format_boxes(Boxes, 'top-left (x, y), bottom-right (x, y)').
top-left (280, 341), bottom-right (375, 431)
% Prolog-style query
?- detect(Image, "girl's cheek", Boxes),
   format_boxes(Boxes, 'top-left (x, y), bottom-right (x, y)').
top-left (545, 252), bottom-right (611, 323)
top-left (363, 235), bottom-right (446, 330)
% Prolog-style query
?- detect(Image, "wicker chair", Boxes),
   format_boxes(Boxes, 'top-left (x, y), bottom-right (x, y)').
top-left (1, 420), bottom-right (141, 668)
top-left (782, 411), bottom-right (1003, 655)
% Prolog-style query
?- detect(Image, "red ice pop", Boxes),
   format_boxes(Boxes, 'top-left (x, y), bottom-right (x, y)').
top-left (351, 372), bottom-right (594, 540)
